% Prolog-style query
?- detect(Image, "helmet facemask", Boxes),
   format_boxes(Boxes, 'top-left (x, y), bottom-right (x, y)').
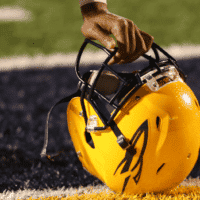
top-left (76, 39), bottom-right (186, 150)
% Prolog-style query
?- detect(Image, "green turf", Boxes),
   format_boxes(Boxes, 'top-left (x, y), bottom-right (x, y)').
top-left (0, 0), bottom-right (199, 58)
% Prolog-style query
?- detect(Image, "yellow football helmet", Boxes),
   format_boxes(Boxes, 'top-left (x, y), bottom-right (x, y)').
top-left (41, 39), bottom-right (200, 195)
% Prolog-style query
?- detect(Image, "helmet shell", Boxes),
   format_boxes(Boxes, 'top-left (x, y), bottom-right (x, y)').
top-left (67, 80), bottom-right (200, 194)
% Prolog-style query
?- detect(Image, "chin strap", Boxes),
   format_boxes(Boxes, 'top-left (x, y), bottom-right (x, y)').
top-left (40, 90), bottom-right (81, 161)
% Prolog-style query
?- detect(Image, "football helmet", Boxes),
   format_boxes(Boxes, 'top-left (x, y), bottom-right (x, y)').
top-left (41, 38), bottom-right (200, 195)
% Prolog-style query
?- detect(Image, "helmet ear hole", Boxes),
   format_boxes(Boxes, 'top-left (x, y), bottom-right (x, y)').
top-left (156, 117), bottom-right (161, 130)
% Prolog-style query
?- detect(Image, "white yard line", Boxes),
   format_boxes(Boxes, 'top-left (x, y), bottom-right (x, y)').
top-left (0, 6), bottom-right (32, 22)
top-left (0, 44), bottom-right (200, 71)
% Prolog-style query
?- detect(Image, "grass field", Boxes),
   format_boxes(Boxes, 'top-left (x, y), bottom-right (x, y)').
top-left (0, 0), bottom-right (200, 58)
top-left (1, 178), bottom-right (200, 199)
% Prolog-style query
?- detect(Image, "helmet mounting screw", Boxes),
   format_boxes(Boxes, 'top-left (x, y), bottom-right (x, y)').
top-left (187, 153), bottom-right (191, 159)
top-left (77, 151), bottom-right (82, 158)
top-left (135, 96), bottom-right (140, 101)
top-left (79, 111), bottom-right (83, 117)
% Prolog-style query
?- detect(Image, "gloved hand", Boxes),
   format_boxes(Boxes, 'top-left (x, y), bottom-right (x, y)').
top-left (81, 2), bottom-right (154, 65)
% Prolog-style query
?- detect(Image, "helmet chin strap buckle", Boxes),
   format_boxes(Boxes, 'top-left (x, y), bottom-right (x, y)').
top-left (117, 135), bottom-right (131, 150)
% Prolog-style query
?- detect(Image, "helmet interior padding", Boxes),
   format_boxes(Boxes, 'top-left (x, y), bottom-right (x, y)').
top-left (88, 70), bottom-right (120, 96)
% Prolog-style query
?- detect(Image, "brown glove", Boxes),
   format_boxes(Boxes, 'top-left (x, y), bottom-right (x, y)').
top-left (81, 2), bottom-right (154, 65)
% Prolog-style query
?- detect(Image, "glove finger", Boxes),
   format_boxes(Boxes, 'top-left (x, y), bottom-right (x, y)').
top-left (82, 23), bottom-right (116, 49)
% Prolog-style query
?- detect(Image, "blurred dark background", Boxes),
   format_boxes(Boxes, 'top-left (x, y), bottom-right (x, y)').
top-left (0, 57), bottom-right (200, 193)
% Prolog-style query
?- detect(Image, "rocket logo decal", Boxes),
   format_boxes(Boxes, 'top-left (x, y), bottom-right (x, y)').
top-left (114, 120), bottom-right (148, 193)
